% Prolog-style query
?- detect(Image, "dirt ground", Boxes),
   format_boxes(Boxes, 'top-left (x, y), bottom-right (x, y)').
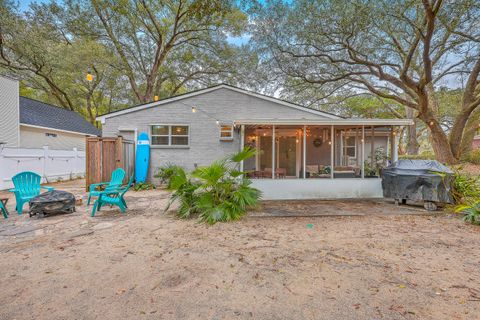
top-left (0, 180), bottom-right (479, 320)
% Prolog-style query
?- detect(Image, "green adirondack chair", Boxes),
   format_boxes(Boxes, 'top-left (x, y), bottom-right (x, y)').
top-left (87, 168), bottom-right (126, 205)
top-left (8, 171), bottom-right (54, 214)
top-left (90, 175), bottom-right (134, 217)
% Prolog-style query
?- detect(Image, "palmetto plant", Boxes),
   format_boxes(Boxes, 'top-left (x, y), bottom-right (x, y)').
top-left (164, 147), bottom-right (261, 224)
top-left (455, 201), bottom-right (480, 225)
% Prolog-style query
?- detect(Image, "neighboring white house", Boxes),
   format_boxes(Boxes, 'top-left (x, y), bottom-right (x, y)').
top-left (0, 75), bottom-right (101, 151)
top-left (97, 84), bottom-right (412, 200)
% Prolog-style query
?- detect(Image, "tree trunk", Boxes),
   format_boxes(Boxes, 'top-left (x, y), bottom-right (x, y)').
top-left (449, 108), bottom-right (474, 159)
top-left (458, 107), bottom-right (480, 157)
top-left (405, 107), bottom-right (420, 154)
top-left (424, 117), bottom-right (457, 164)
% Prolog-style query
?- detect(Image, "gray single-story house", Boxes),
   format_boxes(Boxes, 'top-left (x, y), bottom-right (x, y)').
top-left (0, 75), bottom-right (101, 151)
top-left (97, 84), bottom-right (412, 199)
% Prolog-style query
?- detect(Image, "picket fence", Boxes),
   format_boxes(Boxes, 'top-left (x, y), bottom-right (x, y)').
top-left (0, 146), bottom-right (85, 190)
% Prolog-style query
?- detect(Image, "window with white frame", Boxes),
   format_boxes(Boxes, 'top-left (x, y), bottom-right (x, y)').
top-left (220, 124), bottom-right (233, 140)
top-left (151, 125), bottom-right (189, 146)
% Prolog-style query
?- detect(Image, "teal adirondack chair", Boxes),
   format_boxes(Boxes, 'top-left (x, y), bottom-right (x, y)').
top-left (91, 175), bottom-right (134, 217)
top-left (87, 168), bottom-right (126, 205)
top-left (9, 171), bottom-right (54, 214)
top-left (1, 200), bottom-right (8, 219)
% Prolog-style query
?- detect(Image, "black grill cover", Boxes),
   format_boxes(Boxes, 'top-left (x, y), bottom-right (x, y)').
top-left (382, 160), bottom-right (454, 203)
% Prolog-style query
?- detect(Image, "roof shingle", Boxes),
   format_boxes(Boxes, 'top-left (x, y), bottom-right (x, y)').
top-left (19, 97), bottom-right (101, 136)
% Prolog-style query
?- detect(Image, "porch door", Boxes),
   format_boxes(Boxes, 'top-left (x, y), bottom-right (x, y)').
top-left (277, 136), bottom-right (297, 176)
top-left (259, 136), bottom-right (272, 170)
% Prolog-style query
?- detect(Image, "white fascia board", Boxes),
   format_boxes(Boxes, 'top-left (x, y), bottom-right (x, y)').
top-left (20, 124), bottom-right (97, 136)
top-left (233, 119), bottom-right (414, 126)
top-left (96, 84), bottom-right (341, 122)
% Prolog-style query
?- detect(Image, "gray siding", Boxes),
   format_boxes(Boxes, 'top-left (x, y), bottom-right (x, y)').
top-left (102, 88), bottom-right (329, 182)
top-left (0, 76), bottom-right (20, 147)
top-left (20, 125), bottom-right (87, 150)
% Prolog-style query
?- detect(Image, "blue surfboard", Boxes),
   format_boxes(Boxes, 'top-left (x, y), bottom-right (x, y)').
top-left (135, 132), bottom-right (150, 183)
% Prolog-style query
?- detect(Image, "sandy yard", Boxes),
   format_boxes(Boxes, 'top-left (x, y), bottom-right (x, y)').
top-left (0, 180), bottom-right (479, 320)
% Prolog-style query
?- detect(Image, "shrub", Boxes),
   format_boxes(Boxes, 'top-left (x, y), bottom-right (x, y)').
top-left (463, 149), bottom-right (480, 165)
top-left (455, 201), bottom-right (480, 225)
top-left (133, 182), bottom-right (156, 191)
top-left (452, 169), bottom-right (480, 225)
top-left (155, 163), bottom-right (184, 188)
top-left (398, 151), bottom-right (435, 160)
top-left (165, 147), bottom-right (261, 224)
top-left (451, 169), bottom-right (480, 204)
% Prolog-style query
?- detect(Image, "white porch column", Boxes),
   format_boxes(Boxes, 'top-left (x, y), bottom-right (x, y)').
top-left (272, 125), bottom-right (275, 179)
top-left (330, 125), bottom-right (334, 179)
top-left (303, 125), bottom-right (306, 179)
top-left (361, 125), bottom-right (365, 179)
top-left (240, 125), bottom-right (245, 173)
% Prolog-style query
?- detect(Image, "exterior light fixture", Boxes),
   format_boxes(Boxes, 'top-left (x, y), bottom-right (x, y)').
top-left (429, 121), bottom-right (434, 126)
top-left (154, 95), bottom-right (159, 101)
top-left (216, 120), bottom-right (219, 125)
top-left (86, 71), bottom-right (93, 82)
top-left (191, 106), bottom-right (197, 113)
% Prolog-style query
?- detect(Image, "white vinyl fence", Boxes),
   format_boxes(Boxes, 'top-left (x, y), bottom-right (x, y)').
top-left (0, 146), bottom-right (85, 190)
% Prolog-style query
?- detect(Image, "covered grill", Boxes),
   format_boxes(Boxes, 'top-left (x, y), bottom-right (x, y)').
top-left (382, 160), bottom-right (454, 211)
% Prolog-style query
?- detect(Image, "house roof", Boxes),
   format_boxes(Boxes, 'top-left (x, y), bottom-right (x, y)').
top-left (20, 97), bottom-right (101, 136)
top-left (96, 84), bottom-right (343, 122)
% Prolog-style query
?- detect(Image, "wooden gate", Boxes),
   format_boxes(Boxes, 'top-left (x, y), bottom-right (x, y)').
top-left (85, 137), bottom-right (135, 191)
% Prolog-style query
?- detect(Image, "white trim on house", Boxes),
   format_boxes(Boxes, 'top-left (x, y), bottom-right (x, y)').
top-left (149, 123), bottom-right (190, 148)
top-left (234, 119), bottom-right (414, 126)
top-left (20, 124), bottom-right (96, 137)
top-left (219, 123), bottom-right (234, 141)
top-left (96, 84), bottom-right (341, 123)
top-left (252, 178), bottom-right (383, 200)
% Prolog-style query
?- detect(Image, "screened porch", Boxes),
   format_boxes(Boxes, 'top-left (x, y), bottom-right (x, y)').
top-left (238, 121), bottom-right (405, 180)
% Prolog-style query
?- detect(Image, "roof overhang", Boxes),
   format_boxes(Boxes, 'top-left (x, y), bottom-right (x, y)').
top-left (20, 123), bottom-right (98, 136)
top-left (233, 119), bottom-right (414, 126)
top-left (96, 84), bottom-right (341, 123)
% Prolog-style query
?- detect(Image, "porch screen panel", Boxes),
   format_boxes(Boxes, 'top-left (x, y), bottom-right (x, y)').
top-left (243, 125), bottom-right (273, 179)
top-left (305, 126), bottom-right (332, 179)
top-left (364, 126), bottom-right (390, 178)
top-left (274, 125), bottom-right (304, 179)
top-left (333, 127), bottom-right (361, 178)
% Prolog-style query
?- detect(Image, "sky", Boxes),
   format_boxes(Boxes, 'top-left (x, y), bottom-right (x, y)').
top-left (18, 0), bottom-right (251, 47)
top-left (18, 0), bottom-right (45, 11)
